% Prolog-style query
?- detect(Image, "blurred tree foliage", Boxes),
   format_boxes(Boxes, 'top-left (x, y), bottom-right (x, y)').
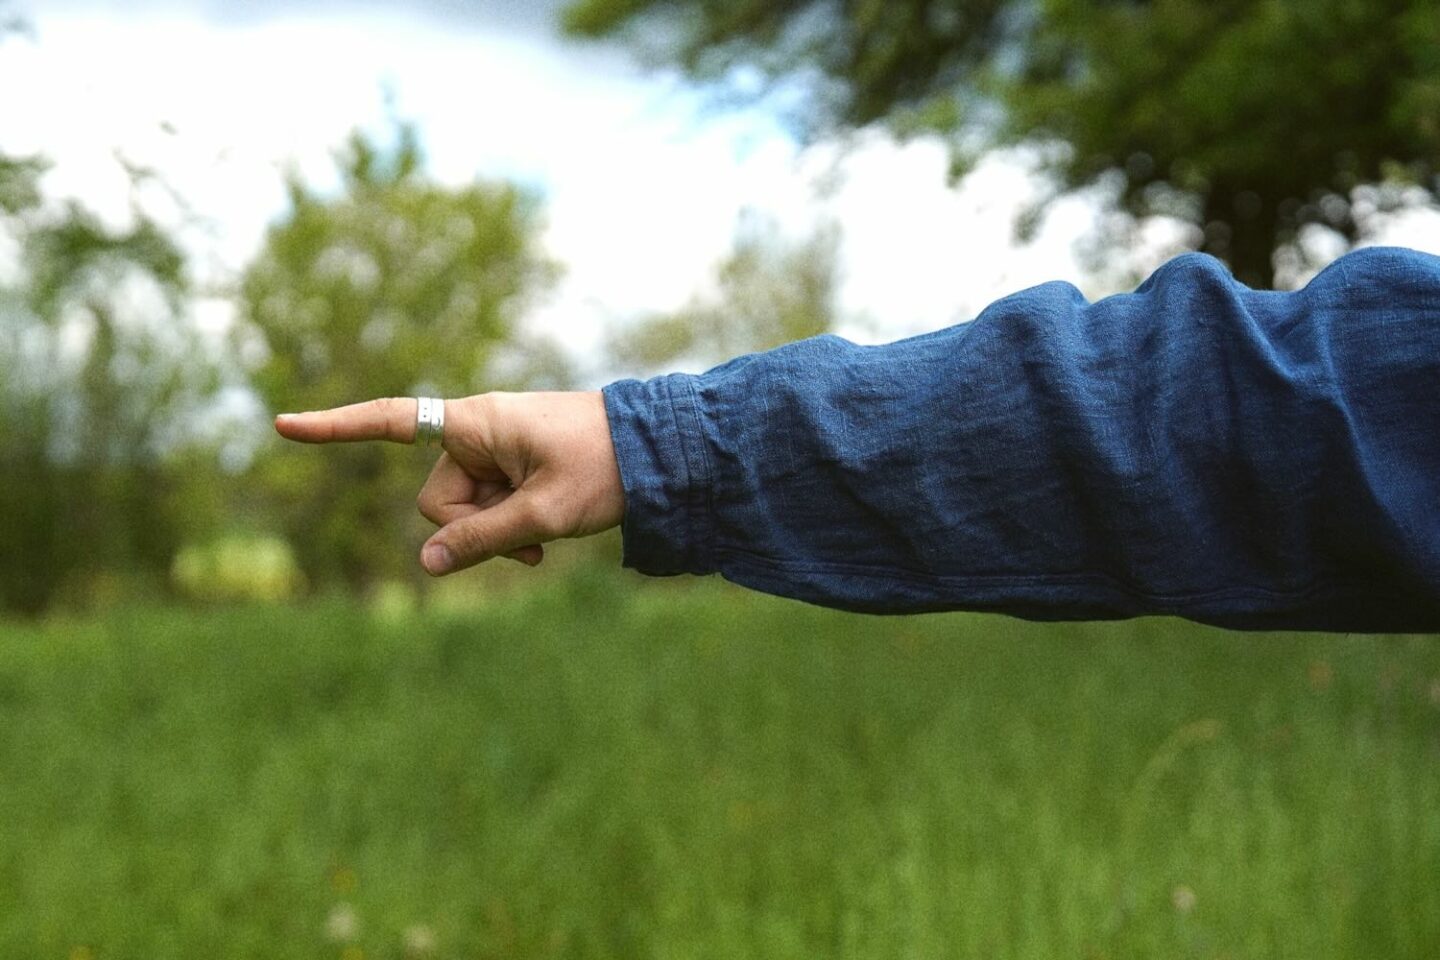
top-left (0, 142), bottom-right (219, 612)
top-left (563, 0), bottom-right (1440, 287)
top-left (606, 215), bottom-right (840, 372)
top-left (236, 122), bottom-right (563, 591)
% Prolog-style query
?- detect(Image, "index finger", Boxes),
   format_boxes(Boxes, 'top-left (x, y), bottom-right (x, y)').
top-left (274, 397), bottom-right (417, 444)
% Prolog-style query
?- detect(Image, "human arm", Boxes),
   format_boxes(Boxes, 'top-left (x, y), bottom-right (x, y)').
top-left (601, 247), bottom-right (1440, 632)
top-left (276, 246), bottom-right (1440, 632)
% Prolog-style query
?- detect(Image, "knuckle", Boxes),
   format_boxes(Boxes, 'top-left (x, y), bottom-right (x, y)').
top-left (455, 393), bottom-right (505, 455)
top-left (470, 392), bottom-right (502, 429)
top-left (454, 522), bottom-right (493, 563)
top-left (379, 396), bottom-right (409, 426)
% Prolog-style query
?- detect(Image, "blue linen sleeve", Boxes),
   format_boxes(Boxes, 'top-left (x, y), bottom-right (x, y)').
top-left (600, 246), bottom-right (1440, 632)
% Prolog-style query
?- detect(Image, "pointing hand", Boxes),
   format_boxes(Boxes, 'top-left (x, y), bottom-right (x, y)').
top-left (275, 392), bottom-right (625, 575)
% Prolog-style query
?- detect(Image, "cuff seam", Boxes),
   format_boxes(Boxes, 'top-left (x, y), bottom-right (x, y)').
top-left (668, 373), bottom-right (717, 574)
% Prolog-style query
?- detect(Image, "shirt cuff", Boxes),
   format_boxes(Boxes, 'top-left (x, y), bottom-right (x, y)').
top-left (600, 373), bottom-right (717, 577)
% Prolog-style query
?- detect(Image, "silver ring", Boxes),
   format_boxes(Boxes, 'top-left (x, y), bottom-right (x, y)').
top-left (415, 397), bottom-right (445, 447)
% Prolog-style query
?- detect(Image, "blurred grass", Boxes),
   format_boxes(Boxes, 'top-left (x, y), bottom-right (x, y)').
top-left (1, 570), bottom-right (1438, 959)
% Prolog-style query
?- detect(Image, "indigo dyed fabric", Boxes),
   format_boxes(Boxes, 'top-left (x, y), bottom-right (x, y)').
top-left (601, 247), bottom-right (1440, 632)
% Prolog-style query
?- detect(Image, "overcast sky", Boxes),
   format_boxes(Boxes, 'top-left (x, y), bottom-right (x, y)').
top-left (14, 0), bottom-right (566, 34)
top-left (4, 0), bottom-right (1439, 394)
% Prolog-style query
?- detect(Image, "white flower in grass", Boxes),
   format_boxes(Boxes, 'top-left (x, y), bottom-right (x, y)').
top-left (1171, 885), bottom-right (1197, 914)
top-left (403, 924), bottom-right (438, 956)
top-left (326, 902), bottom-right (360, 942)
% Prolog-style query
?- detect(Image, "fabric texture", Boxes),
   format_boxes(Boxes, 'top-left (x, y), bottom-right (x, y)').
top-left (601, 246), bottom-right (1440, 632)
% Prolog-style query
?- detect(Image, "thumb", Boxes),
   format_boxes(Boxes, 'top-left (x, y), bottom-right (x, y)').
top-left (421, 489), bottom-right (552, 576)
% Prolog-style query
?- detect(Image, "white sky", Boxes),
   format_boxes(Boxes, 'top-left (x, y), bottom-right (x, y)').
top-left (3, 1), bottom-right (1439, 394)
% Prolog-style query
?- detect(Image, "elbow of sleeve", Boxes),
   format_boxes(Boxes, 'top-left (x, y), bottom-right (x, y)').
top-left (601, 373), bottom-right (717, 577)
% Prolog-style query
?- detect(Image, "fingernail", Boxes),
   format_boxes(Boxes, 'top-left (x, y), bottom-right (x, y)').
top-left (422, 543), bottom-right (455, 575)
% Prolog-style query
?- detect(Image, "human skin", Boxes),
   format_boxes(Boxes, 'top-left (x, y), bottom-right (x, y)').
top-left (274, 392), bottom-right (625, 575)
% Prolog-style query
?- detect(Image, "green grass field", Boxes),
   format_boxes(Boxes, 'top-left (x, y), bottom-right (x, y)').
top-left (1, 571), bottom-right (1438, 959)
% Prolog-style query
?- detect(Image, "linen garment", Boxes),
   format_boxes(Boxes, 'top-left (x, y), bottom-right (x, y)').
top-left (601, 246), bottom-right (1440, 632)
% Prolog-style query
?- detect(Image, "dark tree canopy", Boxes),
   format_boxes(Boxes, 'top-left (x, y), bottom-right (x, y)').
top-left (564, 0), bottom-right (1440, 287)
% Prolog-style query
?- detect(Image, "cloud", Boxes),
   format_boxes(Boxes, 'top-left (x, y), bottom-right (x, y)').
top-left (11, 0), bottom-right (569, 38)
top-left (0, 6), bottom-right (814, 382)
top-left (12, 0), bottom-right (1423, 398)
top-left (0, 3), bottom-right (1109, 388)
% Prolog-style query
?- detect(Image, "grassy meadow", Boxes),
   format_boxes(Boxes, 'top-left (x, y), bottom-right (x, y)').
top-left (1, 570), bottom-right (1438, 959)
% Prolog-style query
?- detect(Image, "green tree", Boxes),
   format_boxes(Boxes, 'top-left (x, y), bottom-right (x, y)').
top-left (607, 215), bottom-right (840, 373)
top-left (0, 139), bottom-right (218, 612)
top-left (236, 122), bottom-right (563, 591)
top-left (564, 0), bottom-right (1440, 287)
